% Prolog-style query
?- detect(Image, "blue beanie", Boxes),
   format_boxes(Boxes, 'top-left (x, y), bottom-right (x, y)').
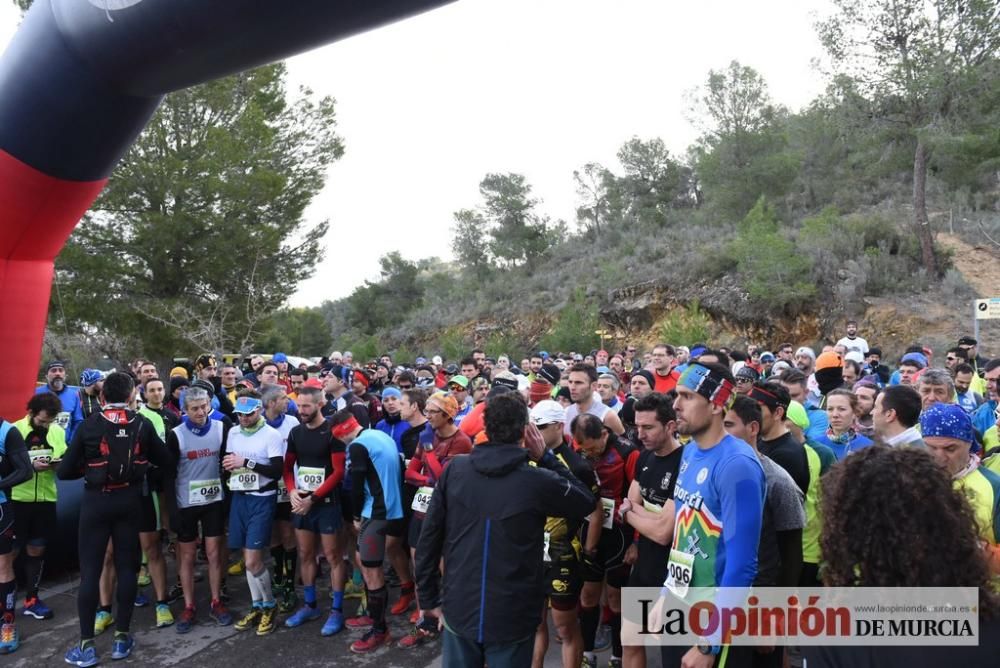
top-left (80, 368), bottom-right (103, 387)
top-left (920, 403), bottom-right (974, 444)
top-left (381, 387), bottom-right (402, 400)
top-left (900, 352), bottom-right (928, 369)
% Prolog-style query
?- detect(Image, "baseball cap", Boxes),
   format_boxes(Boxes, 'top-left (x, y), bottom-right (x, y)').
top-left (272, 352), bottom-right (288, 364)
top-left (530, 400), bottom-right (566, 426)
top-left (957, 336), bottom-right (977, 347)
top-left (445, 363), bottom-right (459, 375)
top-left (233, 396), bottom-right (263, 414)
top-left (432, 355), bottom-right (443, 366)
top-left (448, 375), bottom-right (469, 390)
top-left (302, 378), bottom-right (323, 389)
top-left (900, 352), bottom-right (928, 369)
top-left (760, 352), bottom-right (775, 363)
top-left (734, 366), bottom-right (761, 382)
top-left (537, 363), bottom-right (561, 386)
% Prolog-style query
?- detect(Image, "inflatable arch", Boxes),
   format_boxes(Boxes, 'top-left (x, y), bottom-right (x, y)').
top-left (0, 0), bottom-right (453, 419)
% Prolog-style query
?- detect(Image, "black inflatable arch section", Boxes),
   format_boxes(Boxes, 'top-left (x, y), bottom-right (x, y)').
top-left (0, 0), bottom-right (454, 419)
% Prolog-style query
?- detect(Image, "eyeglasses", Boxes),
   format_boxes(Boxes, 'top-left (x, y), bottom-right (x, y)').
top-left (424, 408), bottom-right (443, 416)
top-left (735, 378), bottom-right (753, 384)
top-left (398, 384), bottom-right (413, 390)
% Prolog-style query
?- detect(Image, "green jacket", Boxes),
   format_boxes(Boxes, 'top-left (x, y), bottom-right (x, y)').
top-left (11, 415), bottom-right (67, 503)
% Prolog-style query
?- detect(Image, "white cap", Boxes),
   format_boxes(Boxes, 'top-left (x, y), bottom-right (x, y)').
top-left (432, 355), bottom-right (443, 366)
top-left (530, 400), bottom-right (566, 426)
top-left (845, 350), bottom-right (864, 364)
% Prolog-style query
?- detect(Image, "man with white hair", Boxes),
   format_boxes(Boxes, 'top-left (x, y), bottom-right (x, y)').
top-left (330, 352), bottom-right (343, 365)
top-left (596, 373), bottom-right (623, 414)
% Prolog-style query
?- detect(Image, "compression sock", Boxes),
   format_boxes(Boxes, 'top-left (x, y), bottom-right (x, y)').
top-left (24, 554), bottom-right (44, 600)
top-left (304, 585), bottom-right (317, 609)
top-left (0, 578), bottom-right (12, 622)
top-left (611, 612), bottom-right (622, 658)
top-left (332, 590), bottom-right (344, 612)
top-left (399, 581), bottom-right (414, 596)
top-left (284, 548), bottom-right (297, 588)
top-left (580, 604), bottom-right (599, 652)
top-left (367, 586), bottom-right (388, 632)
top-left (250, 567), bottom-right (274, 606)
top-left (245, 569), bottom-right (262, 604)
top-left (270, 546), bottom-right (285, 587)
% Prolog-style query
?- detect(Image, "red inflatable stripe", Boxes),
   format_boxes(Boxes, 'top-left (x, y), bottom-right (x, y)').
top-left (0, 149), bottom-right (106, 420)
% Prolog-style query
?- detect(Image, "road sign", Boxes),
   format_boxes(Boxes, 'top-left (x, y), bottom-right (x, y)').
top-left (975, 298), bottom-right (1000, 320)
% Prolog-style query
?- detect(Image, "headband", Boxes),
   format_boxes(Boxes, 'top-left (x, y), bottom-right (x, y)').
top-left (233, 396), bottom-right (262, 414)
top-left (678, 364), bottom-right (736, 411)
top-left (747, 385), bottom-right (787, 411)
top-left (332, 416), bottom-right (361, 440)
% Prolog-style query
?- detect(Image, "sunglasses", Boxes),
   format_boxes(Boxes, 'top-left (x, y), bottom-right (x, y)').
top-left (448, 385), bottom-right (465, 392)
top-left (398, 384), bottom-right (413, 390)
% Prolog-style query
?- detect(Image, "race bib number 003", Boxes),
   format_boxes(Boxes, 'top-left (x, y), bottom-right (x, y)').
top-left (229, 468), bottom-right (260, 492)
top-left (297, 466), bottom-right (325, 492)
top-left (411, 486), bottom-right (434, 513)
top-left (601, 497), bottom-right (615, 529)
top-left (664, 548), bottom-right (694, 598)
top-left (189, 479), bottom-right (222, 506)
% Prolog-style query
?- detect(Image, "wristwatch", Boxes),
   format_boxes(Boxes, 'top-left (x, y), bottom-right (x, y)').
top-left (697, 642), bottom-right (721, 655)
top-left (617, 498), bottom-right (632, 520)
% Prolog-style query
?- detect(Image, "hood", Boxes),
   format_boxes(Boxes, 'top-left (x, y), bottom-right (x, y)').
top-left (470, 443), bottom-right (529, 477)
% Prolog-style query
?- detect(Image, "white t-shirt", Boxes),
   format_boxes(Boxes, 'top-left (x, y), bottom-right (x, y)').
top-left (563, 392), bottom-right (610, 437)
top-left (226, 424), bottom-right (284, 497)
top-left (836, 335), bottom-right (870, 356)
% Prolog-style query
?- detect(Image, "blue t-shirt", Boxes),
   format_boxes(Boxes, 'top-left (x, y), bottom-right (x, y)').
top-left (804, 404), bottom-right (829, 443)
top-left (671, 433), bottom-right (766, 589)
top-left (354, 429), bottom-right (403, 520)
top-left (812, 432), bottom-right (874, 461)
top-left (375, 417), bottom-right (408, 453)
top-left (34, 384), bottom-right (84, 442)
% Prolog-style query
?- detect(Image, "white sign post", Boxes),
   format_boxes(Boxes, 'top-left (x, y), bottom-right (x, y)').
top-left (973, 297), bottom-right (1000, 343)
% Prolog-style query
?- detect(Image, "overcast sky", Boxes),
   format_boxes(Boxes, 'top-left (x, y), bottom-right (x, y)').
top-left (1, 0), bottom-right (831, 306)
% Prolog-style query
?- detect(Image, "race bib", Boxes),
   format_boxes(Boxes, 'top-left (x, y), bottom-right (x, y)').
top-left (189, 478), bottom-right (222, 506)
top-left (277, 477), bottom-right (290, 503)
top-left (411, 486), bottom-right (434, 513)
top-left (29, 448), bottom-right (54, 462)
top-left (643, 499), bottom-right (663, 514)
top-left (543, 531), bottom-right (552, 563)
top-left (228, 468), bottom-right (260, 492)
top-left (601, 497), bottom-right (615, 529)
top-left (664, 548), bottom-right (695, 598)
top-left (55, 411), bottom-right (70, 430)
top-left (297, 466), bottom-right (325, 492)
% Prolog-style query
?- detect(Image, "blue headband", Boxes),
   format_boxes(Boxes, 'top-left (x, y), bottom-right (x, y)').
top-left (678, 364), bottom-right (735, 410)
top-left (919, 403), bottom-right (974, 444)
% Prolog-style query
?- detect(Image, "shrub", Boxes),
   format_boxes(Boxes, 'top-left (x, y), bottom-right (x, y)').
top-left (658, 300), bottom-right (712, 346)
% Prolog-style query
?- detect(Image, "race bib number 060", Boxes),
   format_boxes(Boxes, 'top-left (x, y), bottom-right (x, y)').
top-left (229, 468), bottom-right (260, 492)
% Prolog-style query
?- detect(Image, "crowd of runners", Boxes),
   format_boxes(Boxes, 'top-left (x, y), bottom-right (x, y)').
top-left (0, 323), bottom-right (997, 667)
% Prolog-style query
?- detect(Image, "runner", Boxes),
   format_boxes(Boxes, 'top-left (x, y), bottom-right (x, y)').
top-left (528, 400), bottom-right (595, 668)
top-left (261, 385), bottom-right (300, 614)
top-left (954, 363), bottom-right (985, 414)
top-left (400, 392), bottom-right (472, 648)
top-left (35, 360), bottom-right (84, 442)
top-left (662, 363), bottom-right (765, 668)
top-left (375, 387), bottom-right (408, 451)
top-left (749, 381), bottom-right (809, 495)
top-left (224, 392), bottom-right (284, 636)
top-left (333, 409), bottom-right (404, 653)
top-left (851, 378), bottom-right (879, 438)
top-left (571, 413), bottom-right (638, 668)
top-left (0, 405), bottom-right (33, 654)
top-left (619, 392), bottom-right (684, 668)
top-left (650, 345), bottom-right (680, 394)
top-left (78, 370), bottom-right (104, 419)
top-left (596, 373), bottom-right (624, 414)
top-left (58, 372), bottom-right (170, 666)
top-left (564, 364), bottom-right (626, 438)
top-left (871, 385), bottom-right (926, 448)
top-left (166, 387), bottom-right (233, 633)
top-left (917, 367), bottom-right (956, 411)
top-left (283, 386), bottom-right (348, 635)
top-left (10, 392), bottom-right (65, 624)
top-left (778, 369), bottom-right (828, 442)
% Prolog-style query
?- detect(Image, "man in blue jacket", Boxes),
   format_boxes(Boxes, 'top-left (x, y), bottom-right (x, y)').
top-left (34, 361), bottom-right (84, 442)
top-left (415, 392), bottom-right (595, 668)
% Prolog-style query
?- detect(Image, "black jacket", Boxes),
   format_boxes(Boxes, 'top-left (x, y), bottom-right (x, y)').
top-left (415, 443), bottom-right (595, 644)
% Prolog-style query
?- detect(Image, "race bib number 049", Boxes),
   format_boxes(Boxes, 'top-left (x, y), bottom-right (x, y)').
top-left (189, 479), bottom-right (222, 506)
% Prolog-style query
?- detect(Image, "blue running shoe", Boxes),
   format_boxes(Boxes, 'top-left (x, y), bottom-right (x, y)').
top-left (64, 644), bottom-right (98, 667)
top-left (111, 634), bottom-right (135, 660)
top-left (321, 609), bottom-right (344, 636)
top-left (23, 597), bottom-right (54, 620)
top-left (134, 592), bottom-right (149, 608)
top-left (285, 605), bottom-right (322, 628)
top-left (0, 622), bottom-right (19, 655)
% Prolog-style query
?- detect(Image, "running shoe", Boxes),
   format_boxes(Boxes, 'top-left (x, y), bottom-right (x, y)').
top-left (23, 596), bottom-right (54, 620)
top-left (137, 565), bottom-right (151, 588)
top-left (608, 658), bottom-right (622, 668)
top-left (346, 614), bottom-right (373, 630)
top-left (64, 643), bottom-right (98, 667)
top-left (350, 628), bottom-right (391, 654)
top-left (175, 607), bottom-right (196, 634)
top-left (344, 580), bottom-right (364, 599)
top-left (155, 603), bottom-right (174, 628)
top-left (167, 582), bottom-right (184, 603)
top-left (278, 584), bottom-right (298, 614)
top-left (0, 622), bottom-right (18, 655)
top-left (284, 605), bottom-right (321, 628)
top-left (390, 589), bottom-right (415, 615)
top-left (134, 592), bottom-right (149, 608)
top-left (234, 608), bottom-right (261, 632)
top-left (594, 624), bottom-right (612, 652)
top-left (581, 655), bottom-right (598, 668)
top-left (321, 609), bottom-right (344, 636)
top-left (227, 560), bottom-right (244, 576)
top-left (210, 601), bottom-right (233, 626)
top-left (409, 609), bottom-right (421, 625)
top-left (111, 633), bottom-right (135, 660)
top-left (94, 610), bottom-right (115, 636)
top-left (398, 621), bottom-right (439, 649)
top-left (256, 606), bottom-right (278, 636)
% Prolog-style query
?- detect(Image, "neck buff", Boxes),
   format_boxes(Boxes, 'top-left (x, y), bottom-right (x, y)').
top-left (183, 415), bottom-right (212, 437)
top-left (240, 416), bottom-right (266, 436)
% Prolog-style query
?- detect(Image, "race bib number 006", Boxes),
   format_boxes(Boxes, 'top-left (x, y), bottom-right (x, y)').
top-left (664, 548), bottom-right (694, 598)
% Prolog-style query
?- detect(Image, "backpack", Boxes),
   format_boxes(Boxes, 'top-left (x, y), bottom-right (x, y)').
top-left (84, 409), bottom-right (150, 489)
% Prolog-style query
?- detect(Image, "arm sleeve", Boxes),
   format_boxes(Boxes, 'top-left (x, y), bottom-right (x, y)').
top-left (716, 455), bottom-right (766, 588)
top-left (252, 456), bottom-right (284, 481)
top-left (0, 428), bottom-right (32, 490)
top-left (415, 462), bottom-right (449, 610)
top-left (165, 430), bottom-right (181, 469)
top-left (404, 451), bottom-right (429, 486)
top-left (56, 425), bottom-right (86, 480)
top-left (141, 417), bottom-right (171, 469)
top-left (424, 450), bottom-right (444, 480)
top-left (349, 443), bottom-right (369, 518)
top-left (312, 451), bottom-right (345, 500)
top-left (283, 451), bottom-right (298, 494)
